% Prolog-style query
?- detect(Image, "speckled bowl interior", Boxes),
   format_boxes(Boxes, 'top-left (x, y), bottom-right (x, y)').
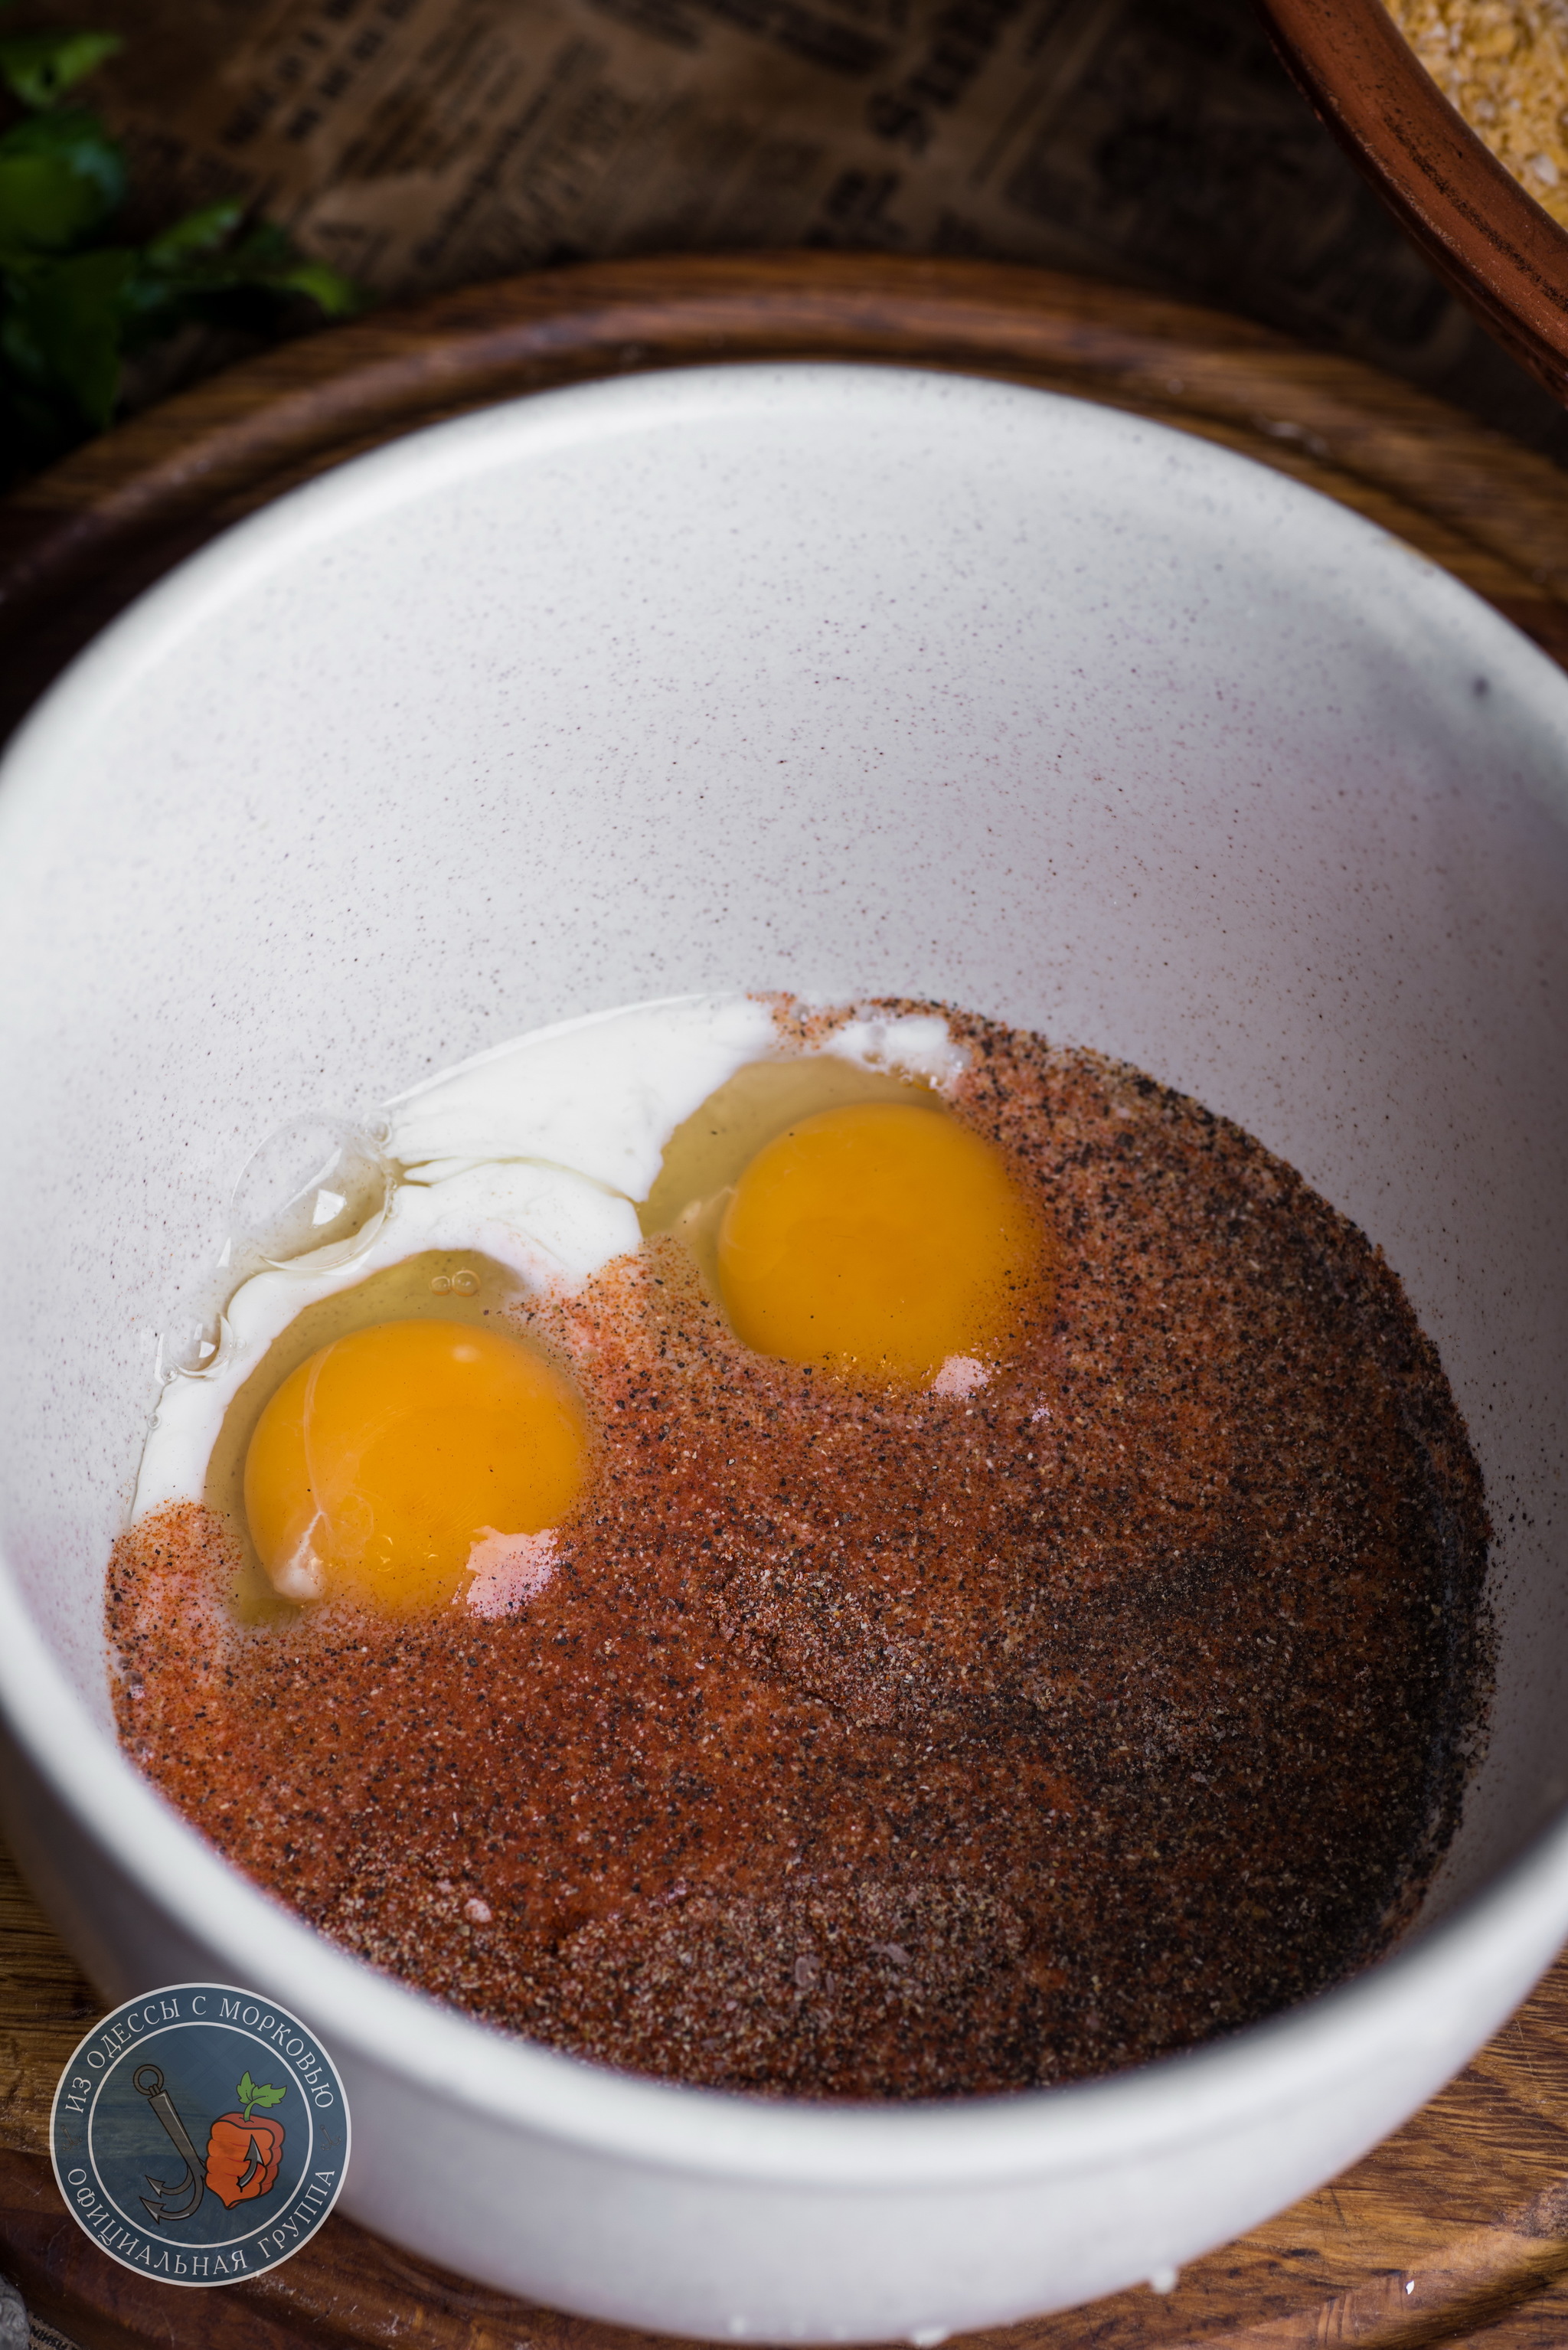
top-left (2, 364), bottom-right (1568, 2336)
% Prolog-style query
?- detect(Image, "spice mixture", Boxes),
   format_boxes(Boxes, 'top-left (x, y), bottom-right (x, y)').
top-left (109, 1012), bottom-right (1491, 2100)
top-left (1388, 0), bottom-right (1568, 226)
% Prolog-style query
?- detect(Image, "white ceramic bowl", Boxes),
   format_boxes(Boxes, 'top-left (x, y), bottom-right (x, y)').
top-left (2, 365), bottom-right (1568, 2341)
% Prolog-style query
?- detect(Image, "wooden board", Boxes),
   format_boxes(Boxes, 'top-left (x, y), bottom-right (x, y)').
top-left (5, 250), bottom-right (1568, 2348)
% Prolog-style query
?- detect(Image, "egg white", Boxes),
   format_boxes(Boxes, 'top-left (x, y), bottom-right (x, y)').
top-left (133, 994), bottom-right (964, 1523)
top-left (384, 992), bottom-right (779, 1191)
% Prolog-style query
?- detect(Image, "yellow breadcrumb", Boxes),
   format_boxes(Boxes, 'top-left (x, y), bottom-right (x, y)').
top-left (1387, 0), bottom-right (1568, 227)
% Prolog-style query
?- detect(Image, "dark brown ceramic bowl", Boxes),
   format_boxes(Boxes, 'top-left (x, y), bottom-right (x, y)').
top-left (1258, 0), bottom-right (1568, 404)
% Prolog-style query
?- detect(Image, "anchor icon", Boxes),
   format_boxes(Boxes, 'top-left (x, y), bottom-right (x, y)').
top-left (131, 2062), bottom-right (207, 2224)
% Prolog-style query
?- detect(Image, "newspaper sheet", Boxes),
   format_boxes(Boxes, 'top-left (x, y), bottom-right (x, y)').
top-left (17, 0), bottom-right (1566, 448)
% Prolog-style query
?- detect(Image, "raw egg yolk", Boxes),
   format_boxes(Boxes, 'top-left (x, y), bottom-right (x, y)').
top-left (243, 1318), bottom-right (588, 1613)
top-left (716, 1100), bottom-right (1047, 1385)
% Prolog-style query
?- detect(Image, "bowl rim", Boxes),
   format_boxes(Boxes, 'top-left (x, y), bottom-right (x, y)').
top-left (5, 358), bottom-right (1568, 2192)
top-left (1256, 0), bottom-right (1568, 405)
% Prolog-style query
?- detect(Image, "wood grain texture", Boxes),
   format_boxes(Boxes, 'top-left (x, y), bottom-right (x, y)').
top-left (4, 250), bottom-right (1568, 2346)
top-left (1256, 0), bottom-right (1568, 408)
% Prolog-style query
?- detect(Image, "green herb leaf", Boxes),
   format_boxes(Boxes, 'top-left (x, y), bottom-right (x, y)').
top-left (120, 213), bottom-right (366, 349)
top-left (210, 217), bottom-right (293, 273)
top-left (257, 258), bottom-right (362, 318)
top-left (0, 111), bottom-right (125, 250)
top-left (0, 30), bottom-right (123, 110)
top-left (0, 23), bottom-right (364, 485)
top-left (141, 195), bottom-right (245, 269)
top-left (2, 242), bottom-right (134, 427)
top-left (247, 2080), bottom-right (287, 2110)
top-left (236, 2071), bottom-right (257, 2108)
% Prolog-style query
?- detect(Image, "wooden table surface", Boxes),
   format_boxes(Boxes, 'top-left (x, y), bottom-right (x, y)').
top-left (5, 250), bottom-right (1568, 2349)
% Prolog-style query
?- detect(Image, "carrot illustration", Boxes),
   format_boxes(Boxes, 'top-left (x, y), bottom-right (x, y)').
top-left (204, 2071), bottom-right (287, 2208)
